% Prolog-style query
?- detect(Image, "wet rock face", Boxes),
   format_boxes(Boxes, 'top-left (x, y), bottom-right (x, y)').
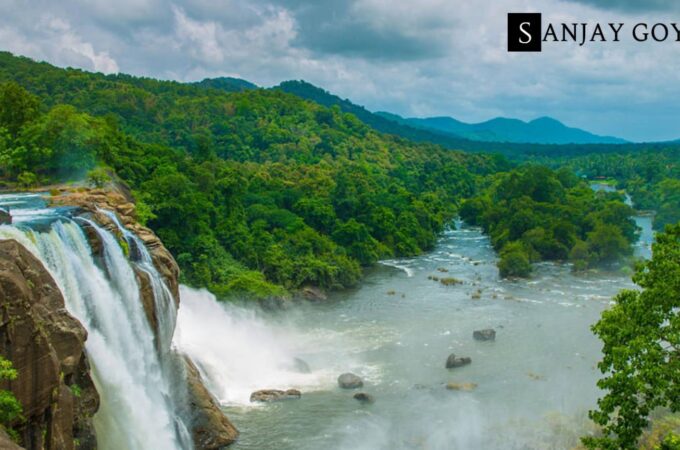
top-left (183, 357), bottom-right (239, 449)
top-left (50, 188), bottom-right (180, 302)
top-left (0, 239), bottom-right (99, 450)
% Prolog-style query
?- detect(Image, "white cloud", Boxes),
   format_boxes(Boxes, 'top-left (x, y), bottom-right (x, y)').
top-left (173, 6), bottom-right (224, 63)
top-left (0, 0), bottom-right (679, 140)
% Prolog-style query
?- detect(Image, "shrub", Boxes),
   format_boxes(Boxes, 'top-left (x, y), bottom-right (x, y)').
top-left (498, 242), bottom-right (532, 278)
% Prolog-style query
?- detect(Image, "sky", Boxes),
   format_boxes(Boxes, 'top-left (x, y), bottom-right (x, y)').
top-left (1, 0), bottom-right (680, 142)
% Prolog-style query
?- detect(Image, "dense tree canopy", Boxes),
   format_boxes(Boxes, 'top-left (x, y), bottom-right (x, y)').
top-left (0, 69), bottom-right (501, 298)
top-left (583, 224), bottom-right (680, 449)
top-left (542, 149), bottom-right (680, 230)
top-left (460, 165), bottom-right (638, 277)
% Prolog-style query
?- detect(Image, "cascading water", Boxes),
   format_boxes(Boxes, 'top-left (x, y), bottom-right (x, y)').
top-left (0, 196), bottom-right (192, 450)
top-left (99, 209), bottom-right (178, 352)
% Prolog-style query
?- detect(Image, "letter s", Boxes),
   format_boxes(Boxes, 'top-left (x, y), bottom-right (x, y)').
top-left (519, 22), bottom-right (532, 44)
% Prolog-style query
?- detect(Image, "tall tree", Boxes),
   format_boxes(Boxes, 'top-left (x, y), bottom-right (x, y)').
top-left (584, 224), bottom-right (680, 449)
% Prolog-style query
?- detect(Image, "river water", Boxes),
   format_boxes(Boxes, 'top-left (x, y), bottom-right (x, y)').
top-left (176, 214), bottom-right (654, 450)
top-left (1, 191), bottom-right (654, 450)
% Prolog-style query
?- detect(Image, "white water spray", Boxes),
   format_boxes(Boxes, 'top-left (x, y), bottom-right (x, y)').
top-left (174, 286), bottom-right (338, 406)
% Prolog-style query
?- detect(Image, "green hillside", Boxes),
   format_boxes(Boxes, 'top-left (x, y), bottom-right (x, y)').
top-left (0, 51), bottom-right (503, 298)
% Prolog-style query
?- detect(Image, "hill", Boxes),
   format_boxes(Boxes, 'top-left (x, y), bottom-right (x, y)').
top-left (0, 51), bottom-right (503, 299)
top-left (378, 113), bottom-right (627, 145)
top-left (274, 80), bottom-right (474, 149)
top-left (192, 76), bottom-right (257, 92)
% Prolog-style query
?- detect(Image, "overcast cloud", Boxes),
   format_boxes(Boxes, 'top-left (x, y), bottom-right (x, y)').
top-left (1, 0), bottom-right (679, 141)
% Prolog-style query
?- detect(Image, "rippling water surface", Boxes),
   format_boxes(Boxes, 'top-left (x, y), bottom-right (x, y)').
top-left (177, 218), bottom-right (653, 450)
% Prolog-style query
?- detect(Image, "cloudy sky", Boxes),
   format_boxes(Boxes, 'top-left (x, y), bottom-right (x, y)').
top-left (1, 0), bottom-right (680, 141)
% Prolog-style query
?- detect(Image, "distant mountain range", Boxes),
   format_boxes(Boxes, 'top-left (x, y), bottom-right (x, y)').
top-left (377, 113), bottom-right (628, 145)
top-left (274, 80), bottom-right (627, 146)
top-left (192, 77), bottom-right (649, 155)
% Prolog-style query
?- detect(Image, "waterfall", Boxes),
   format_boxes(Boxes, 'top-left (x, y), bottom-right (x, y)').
top-left (98, 209), bottom-right (178, 352)
top-left (174, 286), bottom-right (334, 405)
top-left (0, 216), bottom-right (192, 450)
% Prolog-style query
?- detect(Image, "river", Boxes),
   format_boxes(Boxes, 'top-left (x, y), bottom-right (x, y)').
top-left (176, 212), bottom-right (654, 450)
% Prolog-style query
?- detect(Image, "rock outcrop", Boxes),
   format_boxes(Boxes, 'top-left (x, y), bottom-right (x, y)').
top-left (353, 392), bottom-right (375, 404)
top-left (50, 188), bottom-right (180, 302)
top-left (184, 358), bottom-right (239, 449)
top-left (0, 239), bottom-right (99, 450)
top-left (445, 382), bottom-right (477, 391)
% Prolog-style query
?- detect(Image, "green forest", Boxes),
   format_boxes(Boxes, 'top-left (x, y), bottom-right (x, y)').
top-left (0, 51), bottom-right (677, 293)
top-left (0, 53), bottom-right (505, 298)
top-left (460, 165), bottom-right (639, 277)
top-left (541, 150), bottom-right (680, 230)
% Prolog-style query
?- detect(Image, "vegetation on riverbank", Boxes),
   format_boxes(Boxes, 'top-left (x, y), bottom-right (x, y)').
top-left (460, 165), bottom-right (638, 277)
top-left (541, 149), bottom-right (680, 230)
top-left (0, 51), bottom-right (661, 293)
top-left (0, 56), bottom-right (503, 299)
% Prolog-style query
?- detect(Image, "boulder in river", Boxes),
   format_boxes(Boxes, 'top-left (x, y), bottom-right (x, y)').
top-left (446, 382), bottom-right (478, 391)
top-left (353, 392), bottom-right (375, 404)
top-left (445, 354), bottom-right (472, 369)
top-left (250, 389), bottom-right (302, 402)
top-left (338, 373), bottom-right (364, 389)
top-left (473, 328), bottom-right (496, 341)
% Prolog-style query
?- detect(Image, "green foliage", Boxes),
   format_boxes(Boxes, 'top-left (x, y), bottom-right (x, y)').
top-left (461, 165), bottom-right (638, 277)
top-left (658, 433), bottom-right (680, 450)
top-left (543, 149), bottom-right (680, 230)
top-left (69, 384), bottom-right (82, 398)
top-left (86, 167), bottom-right (110, 188)
top-left (583, 224), bottom-right (680, 449)
top-left (0, 53), bottom-right (504, 299)
top-left (498, 242), bottom-right (532, 278)
top-left (16, 171), bottom-right (37, 188)
top-left (0, 356), bottom-right (22, 431)
top-left (0, 81), bottom-right (38, 138)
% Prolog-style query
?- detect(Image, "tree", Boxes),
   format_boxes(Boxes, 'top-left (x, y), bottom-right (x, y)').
top-left (498, 242), bottom-right (532, 278)
top-left (583, 224), bottom-right (680, 449)
top-left (0, 356), bottom-right (22, 439)
top-left (586, 222), bottom-right (631, 264)
top-left (0, 82), bottom-right (39, 138)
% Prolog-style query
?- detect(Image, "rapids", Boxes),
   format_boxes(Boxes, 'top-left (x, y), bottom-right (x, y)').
top-left (175, 216), bottom-right (653, 450)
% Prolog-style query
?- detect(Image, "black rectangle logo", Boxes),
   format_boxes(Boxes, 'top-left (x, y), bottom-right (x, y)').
top-left (508, 13), bottom-right (542, 52)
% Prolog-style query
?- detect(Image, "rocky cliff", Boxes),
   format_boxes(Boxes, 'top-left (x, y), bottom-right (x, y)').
top-left (0, 239), bottom-right (99, 449)
top-left (0, 186), bottom-right (238, 449)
